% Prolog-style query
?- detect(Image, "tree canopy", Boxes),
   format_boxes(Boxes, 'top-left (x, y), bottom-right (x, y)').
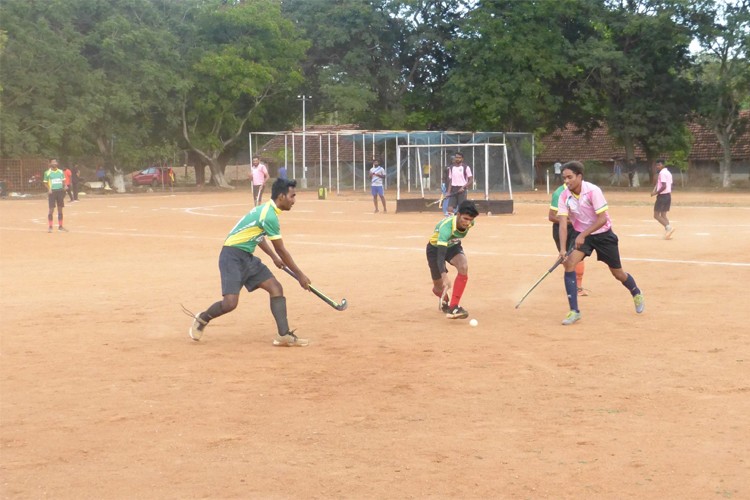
top-left (1, 0), bottom-right (747, 185)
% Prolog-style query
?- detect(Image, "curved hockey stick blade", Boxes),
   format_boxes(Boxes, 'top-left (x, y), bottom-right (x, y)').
top-left (282, 266), bottom-right (348, 311)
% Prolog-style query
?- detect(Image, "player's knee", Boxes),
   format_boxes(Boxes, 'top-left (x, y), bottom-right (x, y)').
top-left (222, 296), bottom-right (239, 312)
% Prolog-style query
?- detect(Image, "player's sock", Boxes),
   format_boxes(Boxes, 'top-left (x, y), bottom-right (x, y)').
top-left (565, 271), bottom-right (579, 312)
top-left (270, 296), bottom-right (290, 335)
top-left (201, 301), bottom-right (225, 323)
top-left (575, 261), bottom-right (585, 289)
top-left (58, 214), bottom-right (63, 228)
top-left (48, 213), bottom-right (53, 229)
top-left (622, 273), bottom-right (641, 296)
top-left (449, 274), bottom-right (468, 308)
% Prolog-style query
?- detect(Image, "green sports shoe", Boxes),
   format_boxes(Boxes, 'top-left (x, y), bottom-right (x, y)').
top-left (561, 310), bottom-right (581, 325)
top-left (633, 293), bottom-right (645, 314)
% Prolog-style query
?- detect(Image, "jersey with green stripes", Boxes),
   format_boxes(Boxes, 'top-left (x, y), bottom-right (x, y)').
top-left (428, 215), bottom-right (474, 247)
top-left (223, 200), bottom-right (282, 253)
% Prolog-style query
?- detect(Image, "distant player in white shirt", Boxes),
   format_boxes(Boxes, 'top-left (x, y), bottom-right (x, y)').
top-left (369, 159), bottom-right (387, 213)
top-left (651, 159), bottom-right (675, 239)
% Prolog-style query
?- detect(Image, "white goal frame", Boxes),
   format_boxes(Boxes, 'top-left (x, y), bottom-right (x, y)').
top-left (396, 142), bottom-right (512, 201)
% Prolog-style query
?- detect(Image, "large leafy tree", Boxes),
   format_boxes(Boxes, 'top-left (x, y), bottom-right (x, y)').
top-left (281, 0), bottom-right (401, 128)
top-left (441, 0), bottom-right (600, 133)
top-left (692, 0), bottom-right (750, 187)
top-left (577, 0), bottom-right (697, 182)
top-left (0, 0), bottom-right (183, 167)
top-left (177, 0), bottom-right (308, 187)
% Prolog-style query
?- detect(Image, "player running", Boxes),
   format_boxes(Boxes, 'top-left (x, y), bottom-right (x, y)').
top-left (185, 178), bottom-right (312, 346)
top-left (426, 200), bottom-right (479, 320)
top-left (557, 161), bottom-right (644, 325)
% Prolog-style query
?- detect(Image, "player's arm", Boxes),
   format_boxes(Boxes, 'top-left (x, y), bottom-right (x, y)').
top-left (577, 212), bottom-right (607, 242)
top-left (557, 214), bottom-right (569, 256)
top-left (258, 237), bottom-right (283, 269)
top-left (548, 208), bottom-right (559, 224)
top-left (270, 238), bottom-right (310, 290)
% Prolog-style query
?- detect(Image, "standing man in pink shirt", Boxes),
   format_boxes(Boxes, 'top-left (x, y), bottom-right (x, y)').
top-left (250, 156), bottom-right (269, 206)
top-left (557, 161), bottom-right (644, 326)
top-left (446, 152), bottom-right (472, 214)
top-left (651, 159), bottom-right (675, 239)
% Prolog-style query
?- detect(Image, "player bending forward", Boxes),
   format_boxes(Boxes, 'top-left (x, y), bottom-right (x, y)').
top-left (426, 200), bottom-right (479, 319)
top-left (187, 178), bottom-right (312, 346)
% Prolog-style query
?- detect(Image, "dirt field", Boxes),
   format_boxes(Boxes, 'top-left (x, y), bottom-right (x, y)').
top-left (2, 187), bottom-right (749, 499)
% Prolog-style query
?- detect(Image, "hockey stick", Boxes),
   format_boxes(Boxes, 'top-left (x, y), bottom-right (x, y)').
top-left (515, 248), bottom-right (574, 309)
top-left (425, 191), bottom-right (459, 208)
top-left (282, 266), bottom-right (348, 311)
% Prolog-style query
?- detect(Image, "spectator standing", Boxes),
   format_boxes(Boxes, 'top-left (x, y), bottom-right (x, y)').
top-left (63, 165), bottom-right (73, 202)
top-left (611, 159), bottom-right (623, 186)
top-left (43, 159), bottom-right (67, 232)
top-left (96, 165), bottom-right (107, 189)
top-left (71, 165), bottom-right (81, 201)
top-left (250, 156), bottom-right (269, 206)
top-left (553, 159), bottom-right (562, 184)
top-left (447, 152), bottom-right (473, 214)
top-left (369, 159), bottom-right (387, 213)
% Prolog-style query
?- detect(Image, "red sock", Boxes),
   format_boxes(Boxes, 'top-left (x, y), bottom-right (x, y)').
top-left (450, 274), bottom-right (468, 308)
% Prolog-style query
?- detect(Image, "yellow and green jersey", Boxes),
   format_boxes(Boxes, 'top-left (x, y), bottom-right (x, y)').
top-left (44, 169), bottom-right (65, 191)
top-left (223, 200), bottom-right (282, 253)
top-left (428, 215), bottom-right (474, 247)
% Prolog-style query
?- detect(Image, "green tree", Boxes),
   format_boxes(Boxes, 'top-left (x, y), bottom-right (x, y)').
top-left (581, 0), bottom-right (698, 184)
top-left (0, 0), bottom-right (184, 169)
top-left (692, 0), bottom-right (750, 187)
top-left (178, 0), bottom-right (308, 187)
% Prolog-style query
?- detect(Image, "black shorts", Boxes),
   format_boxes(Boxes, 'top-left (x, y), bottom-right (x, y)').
top-left (48, 190), bottom-right (65, 210)
top-left (570, 228), bottom-right (622, 269)
top-left (218, 246), bottom-right (274, 295)
top-left (552, 222), bottom-right (576, 252)
top-left (654, 193), bottom-right (671, 212)
top-left (449, 186), bottom-right (467, 207)
top-left (426, 243), bottom-right (464, 280)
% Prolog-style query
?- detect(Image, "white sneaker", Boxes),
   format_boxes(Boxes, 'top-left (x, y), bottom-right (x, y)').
top-left (273, 331), bottom-right (309, 347)
top-left (189, 315), bottom-right (207, 341)
top-left (561, 310), bottom-right (581, 325)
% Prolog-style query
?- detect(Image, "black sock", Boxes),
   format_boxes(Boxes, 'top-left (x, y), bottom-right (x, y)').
top-left (270, 296), bottom-right (289, 335)
top-left (622, 273), bottom-right (641, 296)
top-left (201, 301), bottom-right (225, 323)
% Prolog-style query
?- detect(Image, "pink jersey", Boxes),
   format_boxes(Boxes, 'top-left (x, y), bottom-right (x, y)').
top-left (657, 168), bottom-right (673, 194)
top-left (557, 181), bottom-right (611, 234)
top-left (251, 163), bottom-right (268, 186)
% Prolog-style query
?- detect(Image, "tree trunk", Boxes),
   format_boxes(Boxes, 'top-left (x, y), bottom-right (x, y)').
top-left (714, 122), bottom-right (734, 188)
top-left (207, 158), bottom-right (234, 189)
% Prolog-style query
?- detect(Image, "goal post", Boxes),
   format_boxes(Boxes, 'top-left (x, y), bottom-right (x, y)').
top-left (395, 142), bottom-right (514, 214)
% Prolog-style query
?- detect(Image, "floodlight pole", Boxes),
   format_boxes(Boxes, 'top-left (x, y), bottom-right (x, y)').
top-left (297, 95), bottom-right (312, 188)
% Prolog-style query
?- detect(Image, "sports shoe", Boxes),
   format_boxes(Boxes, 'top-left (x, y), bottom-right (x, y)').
top-left (48, 227), bottom-right (53, 233)
top-left (665, 228), bottom-right (676, 240)
top-left (273, 330), bottom-right (309, 347)
top-left (440, 301), bottom-right (450, 313)
top-left (189, 314), bottom-right (208, 341)
top-left (446, 306), bottom-right (469, 319)
top-left (577, 287), bottom-right (589, 296)
top-left (58, 226), bottom-right (68, 232)
top-left (633, 293), bottom-right (645, 314)
top-left (561, 310), bottom-right (581, 325)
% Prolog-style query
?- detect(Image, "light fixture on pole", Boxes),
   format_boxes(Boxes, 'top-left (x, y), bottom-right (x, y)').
top-left (297, 95), bottom-right (312, 187)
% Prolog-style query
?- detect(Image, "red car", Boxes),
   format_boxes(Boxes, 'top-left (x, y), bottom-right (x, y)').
top-left (132, 167), bottom-right (173, 187)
